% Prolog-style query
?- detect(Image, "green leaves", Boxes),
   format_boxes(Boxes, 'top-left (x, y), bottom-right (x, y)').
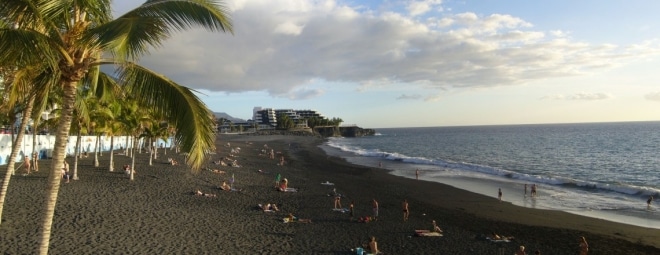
top-left (90, 0), bottom-right (232, 61)
top-left (118, 63), bottom-right (215, 170)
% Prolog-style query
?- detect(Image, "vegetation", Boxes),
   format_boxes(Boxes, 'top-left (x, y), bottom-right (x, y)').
top-left (0, 1), bottom-right (232, 254)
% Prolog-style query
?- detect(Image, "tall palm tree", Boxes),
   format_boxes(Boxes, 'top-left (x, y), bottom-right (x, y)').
top-left (0, 1), bottom-right (232, 253)
top-left (0, 66), bottom-right (43, 225)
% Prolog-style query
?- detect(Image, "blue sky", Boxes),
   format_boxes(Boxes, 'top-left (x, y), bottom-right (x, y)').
top-left (112, 0), bottom-right (660, 128)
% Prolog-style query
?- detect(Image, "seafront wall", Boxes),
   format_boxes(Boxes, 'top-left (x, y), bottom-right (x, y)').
top-left (0, 134), bottom-right (171, 165)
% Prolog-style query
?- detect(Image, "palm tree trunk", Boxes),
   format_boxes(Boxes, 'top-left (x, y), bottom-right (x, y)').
top-left (32, 118), bottom-right (40, 172)
top-left (99, 135), bottom-right (103, 156)
top-left (38, 80), bottom-right (76, 255)
top-left (154, 138), bottom-right (158, 159)
top-left (130, 137), bottom-right (137, 181)
top-left (72, 132), bottom-right (81, 180)
top-left (108, 136), bottom-right (115, 171)
top-left (124, 136), bottom-right (129, 155)
top-left (148, 138), bottom-right (153, 166)
top-left (0, 96), bottom-right (34, 225)
top-left (94, 134), bottom-right (99, 167)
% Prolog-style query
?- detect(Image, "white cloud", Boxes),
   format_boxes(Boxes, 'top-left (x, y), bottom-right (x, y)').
top-left (132, 0), bottom-right (660, 97)
top-left (282, 87), bottom-right (325, 100)
top-left (407, 0), bottom-right (443, 17)
top-left (541, 93), bottom-right (613, 101)
top-left (274, 21), bottom-right (305, 35)
top-left (644, 92), bottom-right (660, 101)
top-left (397, 94), bottom-right (422, 100)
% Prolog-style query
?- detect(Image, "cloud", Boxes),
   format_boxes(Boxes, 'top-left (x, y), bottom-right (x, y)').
top-left (644, 92), bottom-right (660, 101)
top-left (282, 87), bottom-right (325, 100)
top-left (131, 0), bottom-right (660, 96)
top-left (397, 94), bottom-right (423, 100)
top-left (541, 93), bottom-right (613, 101)
top-left (407, 0), bottom-right (443, 17)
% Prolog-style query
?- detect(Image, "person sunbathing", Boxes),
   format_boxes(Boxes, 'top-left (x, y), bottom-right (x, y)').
top-left (287, 213), bottom-right (311, 223)
top-left (490, 232), bottom-right (514, 241)
top-left (262, 203), bottom-right (279, 212)
top-left (368, 236), bottom-right (380, 254)
top-left (220, 181), bottom-right (232, 191)
top-left (211, 169), bottom-right (226, 174)
top-left (194, 189), bottom-right (216, 197)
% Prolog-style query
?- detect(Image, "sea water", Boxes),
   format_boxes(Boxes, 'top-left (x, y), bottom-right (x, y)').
top-left (320, 121), bottom-right (660, 229)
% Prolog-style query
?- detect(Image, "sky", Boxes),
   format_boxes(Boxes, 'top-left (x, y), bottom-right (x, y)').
top-left (111, 0), bottom-right (660, 128)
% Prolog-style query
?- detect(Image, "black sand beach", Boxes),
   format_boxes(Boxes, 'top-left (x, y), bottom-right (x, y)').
top-left (1, 134), bottom-right (659, 254)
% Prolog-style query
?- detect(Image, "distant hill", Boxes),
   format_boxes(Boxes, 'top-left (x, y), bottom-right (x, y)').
top-left (213, 112), bottom-right (246, 123)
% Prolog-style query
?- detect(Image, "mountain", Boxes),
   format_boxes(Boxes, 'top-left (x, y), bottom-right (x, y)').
top-left (213, 112), bottom-right (246, 123)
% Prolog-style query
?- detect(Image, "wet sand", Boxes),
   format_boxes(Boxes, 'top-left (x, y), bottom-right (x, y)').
top-left (0, 134), bottom-right (658, 254)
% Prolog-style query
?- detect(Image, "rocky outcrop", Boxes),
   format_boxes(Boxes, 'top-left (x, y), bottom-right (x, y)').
top-left (313, 126), bottom-right (375, 137)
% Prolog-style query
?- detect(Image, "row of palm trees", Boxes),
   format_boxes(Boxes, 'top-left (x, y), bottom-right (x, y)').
top-left (0, 1), bottom-right (232, 254)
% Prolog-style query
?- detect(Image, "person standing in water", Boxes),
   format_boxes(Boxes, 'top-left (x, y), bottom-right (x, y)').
top-left (648, 196), bottom-right (654, 209)
top-left (415, 169), bottom-right (420, 180)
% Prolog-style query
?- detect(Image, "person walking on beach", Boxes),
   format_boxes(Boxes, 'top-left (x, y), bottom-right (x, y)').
top-left (402, 199), bottom-right (409, 221)
top-left (579, 236), bottom-right (589, 255)
top-left (372, 199), bottom-right (379, 220)
top-left (24, 155), bottom-right (31, 175)
top-left (647, 196), bottom-right (654, 209)
top-left (349, 201), bottom-right (355, 221)
top-left (62, 160), bottom-right (70, 183)
top-left (498, 188), bottom-right (503, 202)
top-left (531, 184), bottom-right (537, 197)
top-left (334, 194), bottom-right (342, 209)
top-left (416, 169), bottom-right (419, 180)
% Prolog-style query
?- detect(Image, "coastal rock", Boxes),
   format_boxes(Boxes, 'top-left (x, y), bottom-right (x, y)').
top-left (313, 126), bottom-right (376, 137)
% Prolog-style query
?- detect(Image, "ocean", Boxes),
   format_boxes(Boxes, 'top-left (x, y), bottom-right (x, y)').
top-left (320, 121), bottom-right (660, 229)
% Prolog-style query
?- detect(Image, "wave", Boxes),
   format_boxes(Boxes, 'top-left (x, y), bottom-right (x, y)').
top-left (325, 138), bottom-right (660, 198)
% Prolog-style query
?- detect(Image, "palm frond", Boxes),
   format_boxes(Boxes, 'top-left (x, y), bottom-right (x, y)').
top-left (37, 0), bottom-right (112, 28)
top-left (118, 63), bottom-right (215, 170)
top-left (0, 28), bottom-right (60, 69)
top-left (89, 0), bottom-right (232, 61)
top-left (0, 0), bottom-right (42, 28)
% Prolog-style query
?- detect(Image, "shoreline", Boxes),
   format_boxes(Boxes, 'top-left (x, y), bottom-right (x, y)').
top-left (320, 141), bottom-right (660, 231)
top-left (0, 134), bottom-right (658, 254)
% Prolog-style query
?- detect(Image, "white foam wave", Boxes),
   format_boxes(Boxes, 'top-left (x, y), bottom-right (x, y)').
top-left (325, 139), bottom-right (660, 198)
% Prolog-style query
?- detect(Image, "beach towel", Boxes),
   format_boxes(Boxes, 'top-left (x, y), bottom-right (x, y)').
top-left (332, 208), bottom-right (349, 213)
top-left (321, 181), bottom-right (334, 185)
top-left (280, 187), bottom-right (297, 192)
top-left (486, 237), bottom-right (511, 243)
top-left (414, 231), bottom-right (443, 237)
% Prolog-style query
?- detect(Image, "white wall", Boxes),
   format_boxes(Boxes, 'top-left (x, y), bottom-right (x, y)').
top-left (0, 134), bottom-right (172, 165)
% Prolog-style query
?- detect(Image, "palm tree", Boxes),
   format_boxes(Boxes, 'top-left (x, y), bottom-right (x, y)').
top-left (0, 66), bottom-right (41, 225)
top-left (0, 1), bottom-right (232, 253)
